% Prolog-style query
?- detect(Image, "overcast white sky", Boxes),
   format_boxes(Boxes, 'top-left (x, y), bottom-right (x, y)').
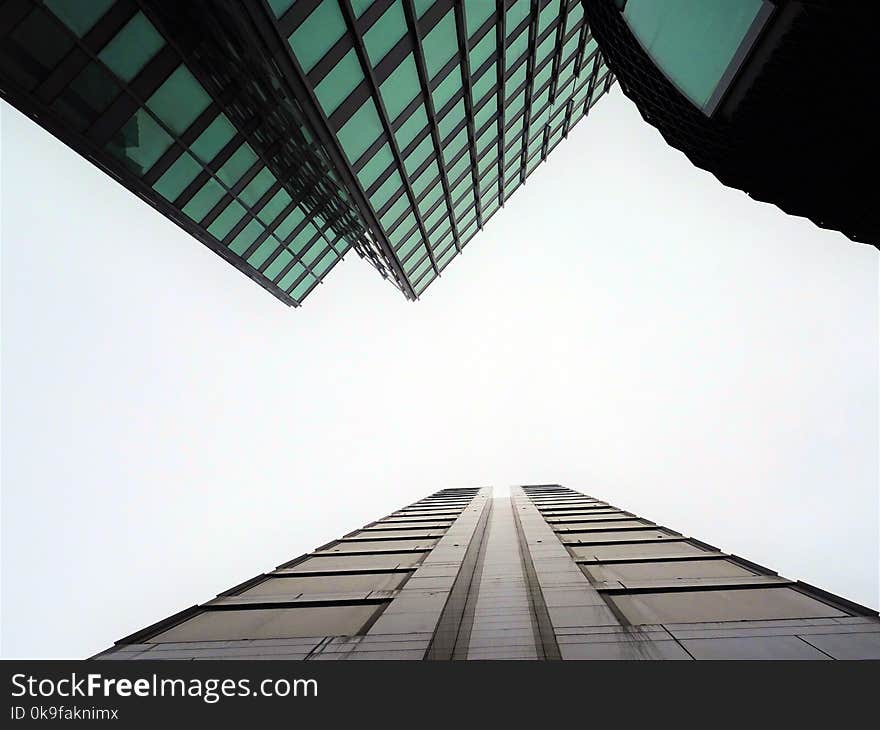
top-left (2, 88), bottom-right (878, 658)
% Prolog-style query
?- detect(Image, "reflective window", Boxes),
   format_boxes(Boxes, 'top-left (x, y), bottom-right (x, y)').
top-left (314, 48), bottom-right (364, 115)
top-left (621, 0), bottom-right (768, 112)
top-left (191, 114), bottom-right (236, 164)
top-left (240, 572), bottom-right (408, 597)
top-left (153, 153), bottom-right (201, 201)
top-left (288, 0), bottom-right (347, 73)
top-left (98, 12), bottom-right (164, 82)
top-left (45, 0), bottom-right (113, 37)
top-left (107, 108), bottom-right (173, 175)
top-left (611, 587), bottom-right (847, 625)
top-left (151, 604), bottom-right (384, 642)
top-left (364, 0), bottom-right (406, 65)
top-left (146, 66), bottom-right (211, 135)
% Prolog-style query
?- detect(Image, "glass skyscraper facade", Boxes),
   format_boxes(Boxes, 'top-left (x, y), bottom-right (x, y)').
top-left (95, 485), bottom-right (880, 660)
top-left (0, 0), bottom-right (614, 306)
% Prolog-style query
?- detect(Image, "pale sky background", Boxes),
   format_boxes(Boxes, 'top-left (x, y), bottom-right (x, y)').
top-left (2, 88), bottom-right (878, 658)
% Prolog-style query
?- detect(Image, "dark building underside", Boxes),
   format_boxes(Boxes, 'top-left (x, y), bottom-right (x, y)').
top-left (585, 0), bottom-right (880, 249)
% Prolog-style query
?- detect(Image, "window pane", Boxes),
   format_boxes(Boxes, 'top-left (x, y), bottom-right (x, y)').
top-left (98, 12), bottom-right (164, 82)
top-left (380, 55), bottom-right (421, 122)
top-left (364, 0), bottom-right (406, 65)
top-left (622, 0), bottom-right (767, 110)
top-left (432, 65), bottom-right (461, 110)
top-left (182, 178), bottom-right (225, 221)
top-left (45, 0), bottom-right (112, 37)
top-left (464, 0), bottom-right (493, 36)
top-left (191, 114), bottom-right (236, 163)
top-left (288, 0), bottom-right (347, 73)
top-left (106, 108), bottom-right (172, 175)
top-left (239, 168), bottom-right (275, 207)
top-left (423, 11), bottom-right (458, 79)
top-left (207, 200), bottom-right (246, 240)
top-left (357, 144), bottom-right (395, 190)
top-left (216, 143), bottom-right (258, 188)
top-left (394, 105), bottom-right (429, 151)
top-left (338, 99), bottom-right (384, 163)
top-left (314, 48), bottom-right (364, 116)
top-left (153, 152), bottom-right (201, 201)
top-left (146, 65), bottom-right (211, 135)
top-left (257, 188), bottom-right (293, 225)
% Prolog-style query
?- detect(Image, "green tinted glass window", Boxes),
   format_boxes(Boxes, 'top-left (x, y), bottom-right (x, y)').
top-left (447, 153), bottom-right (470, 186)
top-left (207, 200), bottom-right (246, 240)
top-left (338, 99), bottom-right (383, 162)
top-left (370, 170), bottom-right (403, 210)
top-left (357, 144), bottom-right (395, 190)
top-left (423, 11), bottom-right (458, 79)
top-left (268, 0), bottom-right (295, 17)
top-left (264, 249), bottom-right (292, 279)
top-left (469, 31), bottom-right (495, 70)
top-left (535, 33), bottom-right (555, 63)
top-left (351, 0), bottom-right (373, 17)
top-left (258, 188), bottom-right (293, 225)
top-left (475, 98), bottom-right (496, 131)
top-left (239, 167), bottom-right (275, 206)
top-left (464, 0), bottom-right (493, 36)
top-left (396, 234), bottom-right (422, 260)
top-left (380, 55), bottom-right (420, 121)
top-left (444, 127), bottom-right (468, 160)
top-left (302, 241), bottom-right (326, 266)
top-left (191, 114), bottom-right (235, 163)
top-left (290, 223), bottom-right (318, 255)
top-left (438, 246), bottom-right (456, 269)
top-left (279, 263), bottom-right (306, 289)
top-left (423, 204), bottom-right (444, 231)
top-left (229, 219), bottom-right (263, 255)
top-left (380, 193), bottom-right (409, 228)
top-left (67, 62), bottom-right (119, 117)
top-left (412, 161), bottom-right (440, 197)
top-left (389, 214), bottom-right (416, 245)
top-left (471, 62), bottom-right (496, 104)
top-left (275, 206), bottom-right (305, 241)
top-left (364, 0), bottom-right (406, 65)
top-left (506, 0), bottom-right (529, 33)
top-left (99, 12), bottom-right (163, 83)
top-left (622, 0), bottom-right (766, 110)
top-left (288, 0), bottom-right (346, 73)
top-left (395, 105), bottom-right (429, 150)
top-left (313, 250), bottom-right (338, 277)
top-left (182, 177), bottom-right (225, 221)
top-left (153, 152), bottom-right (201, 201)
top-left (247, 236), bottom-right (280, 269)
top-left (476, 123), bottom-right (497, 154)
top-left (438, 100), bottom-right (465, 140)
top-left (506, 65), bottom-right (527, 97)
top-left (431, 66), bottom-right (461, 113)
top-left (217, 143), bottom-right (258, 188)
top-left (506, 31), bottom-right (528, 69)
top-left (45, 0), bottom-right (112, 36)
top-left (106, 108), bottom-right (172, 175)
top-left (146, 66), bottom-right (211, 135)
top-left (291, 276), bottom-right (317, 300)
top-left (314, 48), bottom-right (364, 115)
top-left (420, 178), bottom-right (444, 208)
top-left (538, 2), bottom-right (557, 34)
top-left (404, 135), bottom-right (433, 175)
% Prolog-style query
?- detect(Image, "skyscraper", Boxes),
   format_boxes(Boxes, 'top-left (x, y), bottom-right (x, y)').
top-left (0, 0), bottom-right (614, 306)
top-left (95, 485), bottom-right (880, 660)
top-left (585, 0), bottom-right (880, 248)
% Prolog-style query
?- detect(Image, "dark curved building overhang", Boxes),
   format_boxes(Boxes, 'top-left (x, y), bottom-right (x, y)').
top-left (584, 0), bottom-right (880, 249)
